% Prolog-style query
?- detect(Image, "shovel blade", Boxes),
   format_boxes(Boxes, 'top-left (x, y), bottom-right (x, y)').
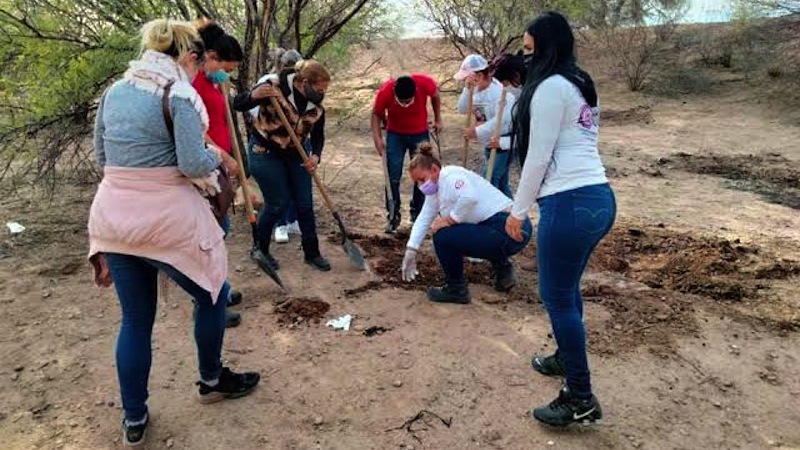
top-left (342, 238), bottom-right (366, 271)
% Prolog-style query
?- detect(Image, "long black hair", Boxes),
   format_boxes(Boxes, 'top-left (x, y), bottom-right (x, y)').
top-left (511, 11), bottom-right (597, 165)
top-left (196, 19), bottom-right (243, 62)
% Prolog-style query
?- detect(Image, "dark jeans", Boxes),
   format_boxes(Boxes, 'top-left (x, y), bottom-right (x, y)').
top-left (536, 183), bottom-right (616, 399)
top-left (219, 215), bottom-right (233, 304)
top-left (247, 147), bottom-right (320, 258)
top-left (105, 253), bottom-right (227, 422)
top-left (432, 211), bottom-right (532, 285)
top-left (481, 147), bottom-right (513, 198)
top-left (386, 131), bottom-right (429, 222)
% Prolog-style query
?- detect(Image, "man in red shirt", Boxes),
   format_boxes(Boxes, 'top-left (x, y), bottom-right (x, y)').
top-left (372, 74), bottom-right (442, 234)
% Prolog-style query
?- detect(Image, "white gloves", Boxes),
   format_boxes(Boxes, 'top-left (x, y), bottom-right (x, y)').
top-left (401, 248), bottom-right (419, 282)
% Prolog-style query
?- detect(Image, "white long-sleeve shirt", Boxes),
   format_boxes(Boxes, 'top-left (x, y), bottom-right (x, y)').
top-left (407, 166), bottom-right (513, 250)
top-left (458, 79), bottom-right (515, 150)
top-left (511, 75), bottom-right (608, 220)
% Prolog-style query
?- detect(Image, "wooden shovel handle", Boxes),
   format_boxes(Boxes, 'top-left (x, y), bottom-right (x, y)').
top-left (485, 88), bottom-right (507, 182)
top-left (461, 85), bottom-right (474, 167)
top-left (222, 82), bottom-right (257, 225)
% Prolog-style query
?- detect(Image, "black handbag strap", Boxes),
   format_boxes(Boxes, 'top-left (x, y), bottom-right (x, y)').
top-left (162, 81), bottom-right (175, 140)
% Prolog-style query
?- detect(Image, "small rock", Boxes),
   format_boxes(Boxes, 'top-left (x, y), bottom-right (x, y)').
top-left (392, 380), bottom-right (403, 388)
top-left (547, 441), bottom-right (555, 446)
top-left (13, 366), bottom-right (24, 372)
top-left (729, 345), bottom-right (740, 355)
top-left (106, 401), bottom-right (115, 408)
top-left (69, 420), bottom-right (78, 428)
top-left (613, 324), bottom-right (623, 331)
top-left (42, 291), bottom-right (51, 299)
top-left (11, 373), bottom-right (19, 382)
top-left (402, 349), bottom-right (410, 355)
top-left (171, 303), bottom-right (179, 309)
top-left (235, 266), bottom-right (245, 273)
top-left (165, 438), bottom-right (175, 448)
top-left (379, 352), bottom-right (388, 358)
top-left (313, 416), bottom-right (324, 426)
top-left (712, 400), bottom-right (722, 408)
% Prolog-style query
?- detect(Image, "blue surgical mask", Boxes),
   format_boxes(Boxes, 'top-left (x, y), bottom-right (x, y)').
top-left (207, 70), bottom-right (229, 84)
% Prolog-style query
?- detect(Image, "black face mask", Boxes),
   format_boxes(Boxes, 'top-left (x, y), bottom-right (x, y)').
top-left (303, 82), bottom-right (324, 104)
top-left (523, 53), bottom-right (533, 67)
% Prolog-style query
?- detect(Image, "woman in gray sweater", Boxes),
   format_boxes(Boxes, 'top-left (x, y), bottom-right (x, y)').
top-left (89, 19), bottom-right (260, 447)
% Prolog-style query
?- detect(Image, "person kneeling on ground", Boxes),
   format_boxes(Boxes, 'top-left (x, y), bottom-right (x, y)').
top-left (400, 143), bottom-right (532, 303)
top-left (88, 18), bottom-right (260, 447)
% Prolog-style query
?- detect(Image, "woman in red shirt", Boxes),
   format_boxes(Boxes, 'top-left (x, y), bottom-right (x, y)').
top-left (193, 20), bottom-right (244, 328)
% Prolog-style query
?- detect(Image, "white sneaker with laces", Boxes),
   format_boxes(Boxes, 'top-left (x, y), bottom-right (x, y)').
top-left (273, 226), bottom-right (290, 243)
top-left (287, 221), bottom-right (301, 235)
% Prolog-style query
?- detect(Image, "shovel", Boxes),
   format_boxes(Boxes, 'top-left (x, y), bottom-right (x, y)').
top-left (382, 145), bottom-right (399, 230)
top-left (268, 97), bottom-right (366, 271)
top-left (461, 85), bottom-right (474, 167)
top-left (485, 87), bottom-right (507, 183)
top-left (222, 83), bottom-right (285, 290)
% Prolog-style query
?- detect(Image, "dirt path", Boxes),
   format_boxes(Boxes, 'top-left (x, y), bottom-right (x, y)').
top-left (1, 59), bottom-right (800, 449)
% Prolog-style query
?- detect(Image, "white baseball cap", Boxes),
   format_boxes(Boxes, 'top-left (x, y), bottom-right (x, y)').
top-left (454, 54), bottom-right (489, 80)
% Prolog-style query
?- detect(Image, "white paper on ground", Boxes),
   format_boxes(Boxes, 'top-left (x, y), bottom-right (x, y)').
top-left (325, 314), bottom-right (353, 331)
top-left (6, 222), bottom-right (25, 234)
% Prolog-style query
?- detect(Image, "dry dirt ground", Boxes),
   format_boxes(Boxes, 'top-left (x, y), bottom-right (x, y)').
top-left (1, 42), bottom-right (800, 450)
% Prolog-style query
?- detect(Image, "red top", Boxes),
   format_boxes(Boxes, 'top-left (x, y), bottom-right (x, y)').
top-left (373, 73), bottom-right (438, 135)
top-left (192, 72), bottom-right (231, 153)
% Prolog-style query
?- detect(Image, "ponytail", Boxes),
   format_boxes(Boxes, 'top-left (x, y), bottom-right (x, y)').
top-left (409, 142), bottom-right (441, 171)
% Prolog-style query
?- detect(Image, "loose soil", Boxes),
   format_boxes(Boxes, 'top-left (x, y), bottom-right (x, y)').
top-left (275, 297), bottom-right (331, 327)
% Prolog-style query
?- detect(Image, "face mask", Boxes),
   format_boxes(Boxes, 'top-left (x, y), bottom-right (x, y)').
top-left (523, 53), bottom-right (533, 67)
top-left (419, 178), bottom-right (438, 196)
top-left (303, 82), bottom-right (325, 104)
top-left (207, 70), bottom-right (229, 84)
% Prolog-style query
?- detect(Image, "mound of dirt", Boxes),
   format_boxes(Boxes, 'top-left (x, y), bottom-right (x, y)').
top-left (601, 106), bottom-right (653, 126)
top-left (275, 297), bottom-right (331, 327)
top-left (659, 152), bottom-right (800, 209)
top-left (590, 226), bottom-right (799, 302)
top-left (582, 282), bottom-right (698, 356)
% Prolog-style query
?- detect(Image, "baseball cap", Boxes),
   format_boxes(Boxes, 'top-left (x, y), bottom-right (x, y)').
top-left (281, 49), bottom-right (303, 68)
top-left (454, 54), bottom-right (489, 80)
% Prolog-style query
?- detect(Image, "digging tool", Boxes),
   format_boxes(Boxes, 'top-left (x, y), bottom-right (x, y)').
top-left (268, 97), bottom-right (367, 271)
top-left (382, 142), bottom-right (399, 229)
top-left (485, 87), bottom-right (507, 183)
top-left (428, 122), bottom-right (442, 161)
top-left (222, 82), bottom-right (286, 290)
top-left (461, 85), bottom-right (474, 167)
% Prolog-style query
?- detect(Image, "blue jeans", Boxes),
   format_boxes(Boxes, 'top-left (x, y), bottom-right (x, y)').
top-left (433, 211), bottom-right (532, 285)
top-left (386, 131), bottom-right (430, 222)
top-left (536, 183), bottom-right (616, 399)
top-left (247, 147), bottom-right (320, 258)
top-left (481, 148), bottom-right (513, 198)
top-left (105, 253), bottom-right (227, 422)
top-left (248, 136), bottom-right (309, 227)
top-left (219, 215), bottom-right (233, 304)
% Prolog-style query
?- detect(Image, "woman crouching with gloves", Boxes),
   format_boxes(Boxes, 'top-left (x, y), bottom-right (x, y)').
top-left (401, 143), bottom-right (532, 303)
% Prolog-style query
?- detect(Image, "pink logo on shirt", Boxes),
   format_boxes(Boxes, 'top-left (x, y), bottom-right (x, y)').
top-left (455, 180), bottom-right (465, 190)
top-left (578, 104), bottom-right (593, 129)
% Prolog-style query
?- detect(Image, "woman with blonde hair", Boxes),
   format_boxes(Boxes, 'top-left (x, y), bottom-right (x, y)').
top-left (89, 18), bottom-right (260, 446)
top-left (234, 58), bottom-right (332, 272)
top-left (400, 143), bottom-right (532, 303)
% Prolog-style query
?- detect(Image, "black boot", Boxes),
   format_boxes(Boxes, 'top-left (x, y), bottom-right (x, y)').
top-left (427, 283), bottom-right (471, 304)
top-left (250, 245), bottom-right (280, 271)
top-left (384, 213), bottom-right (400, 234)
top-left (532, 387), bottom-right (603, 427)
top-left (305, 255), bottom-right (331, 272)
top-left (493, 263), bottom-right (517, 292)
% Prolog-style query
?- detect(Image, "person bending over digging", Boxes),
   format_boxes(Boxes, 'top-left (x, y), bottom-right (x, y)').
top-left (506, 11), bottom-right (616, 427)
top-left (400, 143), bottom-right (532, 303)
top-left (88, 18), bottom-right (260, 447)
top-left (372, 73), bottom-right (443, 234)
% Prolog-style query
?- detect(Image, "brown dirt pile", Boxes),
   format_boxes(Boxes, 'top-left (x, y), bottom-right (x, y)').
top-left (275, 297), bottom-right (331, 327)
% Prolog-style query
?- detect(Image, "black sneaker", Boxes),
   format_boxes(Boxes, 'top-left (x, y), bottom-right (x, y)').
top-left (229, 290), bottom-right (243, 307)
top-left (531, 352), bottom-right (565, 377)
top-left (197, 367), bottom-right (261, 405)
top-left (225, 308), bottom-right (241, 328)
top-left (426, 284), bottom-right (471, 304)
top-left (121, 413), bottom-right (149, 447)
top-left (384, 219), bottom-right (400, 234)
top-left (305, 255), bottom-right (331, 272)
top-left (250, 248), bottom-right (280, 271)
top-left (494, 264), bottom-right (517, 292)
top-left (532, 387), bottom-right (603, 427)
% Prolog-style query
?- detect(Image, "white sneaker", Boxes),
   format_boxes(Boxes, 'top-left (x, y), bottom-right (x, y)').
top-left (273, 226), bottom-right (289, 243)
top-left (287, 221), bottom-right (301, 235)
top-left (467, 257), bottom-right (485, 263)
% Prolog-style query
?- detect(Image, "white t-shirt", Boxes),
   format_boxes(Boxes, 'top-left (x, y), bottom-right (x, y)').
top-left (457, 79), bottom-right (515, 150)
top-left (407, 166), bottom-right (513, 250)
top-left (511, 75), bottom-right (607, 220)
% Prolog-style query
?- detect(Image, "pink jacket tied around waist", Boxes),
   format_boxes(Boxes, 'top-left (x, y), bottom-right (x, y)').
top-left (88, 166), bottom-right (227, 302)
